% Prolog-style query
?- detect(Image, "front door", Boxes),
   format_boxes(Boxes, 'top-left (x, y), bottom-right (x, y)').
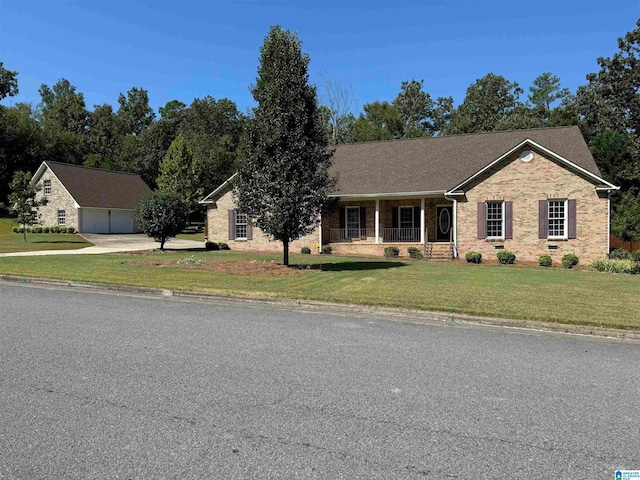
top-left (436, 206), bottom-right (453, 241)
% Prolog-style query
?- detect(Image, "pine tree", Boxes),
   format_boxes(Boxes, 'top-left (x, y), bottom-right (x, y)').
top-left (235, 26), bottom-right (335, 266)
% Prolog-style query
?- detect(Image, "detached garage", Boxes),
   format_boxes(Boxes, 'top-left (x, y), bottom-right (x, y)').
top-left (31, 161), bottom-right (152, 234)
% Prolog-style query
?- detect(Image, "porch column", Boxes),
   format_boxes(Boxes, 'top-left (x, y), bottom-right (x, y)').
top-left (375, 199), bottom-right (380, 244)
top-left (318, 213), bottom-right (322, 253)
top-left (452, 199), bottom-right (458, 258)
top-left (420, 198), bottom-right (425, 244)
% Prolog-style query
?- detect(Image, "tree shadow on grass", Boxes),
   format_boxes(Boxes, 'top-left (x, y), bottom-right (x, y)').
top-left (30, 240), bottom-right (88, 244)
top-left (293, 261), bottom-right (408, 272)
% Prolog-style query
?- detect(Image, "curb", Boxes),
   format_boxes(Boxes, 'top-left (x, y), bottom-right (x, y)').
top-left (1, 274), bottom-right (639, 342)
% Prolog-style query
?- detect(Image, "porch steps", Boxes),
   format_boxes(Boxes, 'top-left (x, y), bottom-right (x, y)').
top-left (428, 243), bottom-right (453, 261)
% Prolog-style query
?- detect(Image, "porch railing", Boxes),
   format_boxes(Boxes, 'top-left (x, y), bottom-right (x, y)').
top-left (330, 228), bottom-right (375, 243)
top-left (330, 228), bottom-right (421, 243)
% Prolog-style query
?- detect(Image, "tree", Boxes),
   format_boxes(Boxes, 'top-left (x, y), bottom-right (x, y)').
top-left (446, 73), bottom-right (523, 134)
top-left (235, 26), bottom-right (335, 266)
top-left (7, 170), bottom-right (47, 242)
top-left (38, 79), bottom-right (88, 134)
top-left (84, 103), bottom-right (124, 169)
top-left (0, 61), bottom-right (19, 100)
top-left (117, 87), bottom-right (155, 136)
top-left (135, 191), bottom-right (188, 250)
top-left (320, 74), bottom-right (353, 145)
top-left (352, 101), bottom-right (403, 142)
top-left (156, 136), bottom-right (202, 215)
top-left (159, 100), bottom-right (186, 122)
top-left (392, 79), bottom-right (435, 138)
top-left (611, 194), bottom-right (640, 241)
top-left (528, 72), bottom-right (570, 110)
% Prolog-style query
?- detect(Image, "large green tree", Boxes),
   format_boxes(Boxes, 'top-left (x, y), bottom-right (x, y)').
top-left (7, 170), bottom-right (47, 242)
top-left (0, 61), bottom-right (19, 100)
top-left (84, 103), bottom-right (125, 170)
top-left (528, 72), bottom-right (571, 110)
top-left (352, 101), bottom-right (403, 142)
top-left (156, 136), bottom-right (202, 215)
top-left (235, 26), bottom-right (335, 266)
top-left (117, 87), bottom-right (155, 136)
top-left (392, 79), bottom-right (435, 138)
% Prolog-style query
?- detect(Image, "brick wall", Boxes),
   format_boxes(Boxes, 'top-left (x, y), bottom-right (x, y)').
top-left (34, 169), bottom-right (78, 229)
top-left (206, 190), bottom-right (320, 253)
top-left (457, 150), bottom-right (609, 263)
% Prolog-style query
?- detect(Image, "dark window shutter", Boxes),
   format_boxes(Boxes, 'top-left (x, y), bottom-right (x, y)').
top-left (477, 202), bottom-right (486, 239)
top-left (538, 200), bottom-right (548, 239)
top-left (360, 206), bottom-right (366, 230)
top-left (413, 206), bottom-right (420, 229)
top-left (505, 201), bottom-right (513, 239)
top-left (392, 207), bottom-right (398, 229)
top-left (246, 218), bottom-right (253, 240)
top-left (228, 209), bottom-right (236, 240)
top-left (339, 207), bottom-right (345, 230)
top-left (568, 199), bottom-right (577, 239)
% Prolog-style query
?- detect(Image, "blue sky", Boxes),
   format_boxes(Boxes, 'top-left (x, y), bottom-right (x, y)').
top-left (1, 1), bottom-right (638, 116)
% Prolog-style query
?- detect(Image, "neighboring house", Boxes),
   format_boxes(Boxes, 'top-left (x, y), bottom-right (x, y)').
top-left (31, 161), bottom-right (152, 234)
top-left (201, 126), bottom-right (619, 262)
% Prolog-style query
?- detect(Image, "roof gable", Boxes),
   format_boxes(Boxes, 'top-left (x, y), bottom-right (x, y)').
top-left (33, 161), bottom-right (152, 209)
top-left (330, 126), bottom-right (612, 196)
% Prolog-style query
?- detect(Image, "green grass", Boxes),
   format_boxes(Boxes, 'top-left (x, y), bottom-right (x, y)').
top-left (0, 218), bottom-right (92, 253)
top-left (0, 250), bottom-right (638, 330)
top-left (175, 231), bottom-right (206, 242)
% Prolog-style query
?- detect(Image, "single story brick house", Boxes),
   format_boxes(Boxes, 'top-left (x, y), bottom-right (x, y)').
top-left (31, 161), bottom-right (152, 234)
top-left (200, 126), bottom-right (619, 262)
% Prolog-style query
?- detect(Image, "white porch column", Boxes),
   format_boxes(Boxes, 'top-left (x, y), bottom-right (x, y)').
top-left (318, 213), bottom-right (322, 253)
top-left (452, 199), bottom-right (458, 257)
top-left (420, 198), bottom-right (425, 244)
top-left (375, 199), bottom-right (380, 244)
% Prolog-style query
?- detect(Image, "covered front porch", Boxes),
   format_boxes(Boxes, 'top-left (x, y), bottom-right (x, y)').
top-left (321, 196), bottom-right (458, 258)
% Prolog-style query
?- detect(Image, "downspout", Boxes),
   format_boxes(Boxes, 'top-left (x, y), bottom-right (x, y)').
top-left (607, 191), bottom-right (611, 254)
top-left (318, 213), bottom-right (323, 253)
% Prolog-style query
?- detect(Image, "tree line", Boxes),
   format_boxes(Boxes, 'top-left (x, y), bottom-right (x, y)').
top-left (1, 19), bottom-right (639, 237)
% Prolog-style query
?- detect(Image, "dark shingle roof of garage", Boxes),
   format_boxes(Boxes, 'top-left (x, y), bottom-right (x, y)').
top-left (329, 126), bottom-right (604, 196)
top-left (45, 162), bottom-right (152, 209)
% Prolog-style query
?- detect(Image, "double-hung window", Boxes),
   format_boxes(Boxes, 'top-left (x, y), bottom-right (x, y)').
top-left (345, 206), bottom-right (360, 239)
top-left (547, 200), bottom-right (567, 239)
top-left (57, 210), bottom-right (66, 226)
top-left (44, 180), bottom-right (52, 195)
top-left (486, 201), bottom-right (504, 239)
top-left (235, 211), bottom-right (248, 240)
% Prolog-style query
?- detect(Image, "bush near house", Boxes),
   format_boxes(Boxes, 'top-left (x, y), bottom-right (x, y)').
top-left (562, 253), bottom-right (579, 269)
top-left (465, 252), bottom-right (482, 264)
top-left (632, 250), bottom-right (640, 262)
top-left (301, 246), bottom-right (311, 254)
top-left (321, 245), bottom-right (332, 254)
top-left (591, 258), bottom-right (640, 275)
top-left (497, 250), bottom-right (516, 264)
top-left (384, 246), bottom-right (399, 258)
top-left (205, 241), bottom-right (220, 251)
top-left (609, 248), bottom-right (630, 260)
top-left (538, 255), bottom-right (552, 267)
top-left (218, 242), bottom-right (230, 250)
top-left (407, 247), bottom-right (423, 259)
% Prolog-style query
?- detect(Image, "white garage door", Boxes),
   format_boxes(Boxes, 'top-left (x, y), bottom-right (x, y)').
top-left (82, 209), bottom-right (109, 234)
top-left (111, 210), bottom-right (134, 234)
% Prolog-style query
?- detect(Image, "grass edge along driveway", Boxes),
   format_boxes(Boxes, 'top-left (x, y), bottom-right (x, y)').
top-left (0, 251), bottom-right (638, 331)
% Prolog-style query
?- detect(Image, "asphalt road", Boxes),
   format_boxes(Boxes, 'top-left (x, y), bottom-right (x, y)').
top-left (0, 283), bottom-right (638, 479)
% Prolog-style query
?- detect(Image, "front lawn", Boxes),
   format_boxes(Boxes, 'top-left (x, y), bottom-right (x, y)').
top-left (0, 250), bottom-right (638, 330)
top-left (0, 218), bottom-right (92, 253)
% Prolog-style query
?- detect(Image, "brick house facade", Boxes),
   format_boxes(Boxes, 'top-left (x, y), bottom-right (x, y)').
top-left (202, 127), bottom-right (618, 262)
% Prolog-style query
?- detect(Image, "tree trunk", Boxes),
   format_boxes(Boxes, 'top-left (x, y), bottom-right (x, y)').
top-left (283, 240), bottom-right (289, 266)
top-left (22, 223), bottom-right (26, 243)
top-left (160, 237), bottom-right (166, 250)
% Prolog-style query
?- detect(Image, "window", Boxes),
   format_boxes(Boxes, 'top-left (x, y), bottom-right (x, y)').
top-left (57, 210), bottom-right (66, 226)
top-left (486, 201), bottom-right (504, 238)
top-left (399, 206), bottom-right (414, 229)
top-left (346, 206), bottom-right (360, 238)
top-left (548, 200), bottom-right (567, 238)
top-left (235, 211), bottom-right (248, 239)
top-left (44, 180), bottom-right (52, 195)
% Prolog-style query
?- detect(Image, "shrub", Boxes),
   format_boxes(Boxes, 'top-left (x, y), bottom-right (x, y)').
top-left (631, 250), bottom-right (640, 262)
top-left (384, 246), bottom-right (399, 258)
top-left (66, 226), bottom-right (75, 234)
top-left (609, 248), bottom-right (630, 260)
top-left (407, 246), bottom-right (423, 259)
top-left (562, 253), bottom-right (579, 269)
top-left (591, 258), bottom-right (640, 275)
top-left (465, 251), bottom-right (482, 264)
top-left (177, 255), bottom-right (203, 265)
top-left (321, 245), bottom-right (332, 254)
top-left (205, 241), bottom-right (220, 251)
top-left (42, 226), bottom-right (50, 233)
top-left (218, 242), bottom-right (230, 250)
top-left (300, 246), bottom-right (311, 254)
top-left (538, 255), bottom-right (552, 267)
top-left (496, 250), bottom-right (516, 264)
top-left (18, 227), bottom-right (25, 234)
top-left (12, 226), bottom-right (19, 233)
top-left (34, 226), bottom-right (43, 234)
top-left (50, 226), bottom-right (59, 233)
top-left (60, 227), bottom-right (68, 233)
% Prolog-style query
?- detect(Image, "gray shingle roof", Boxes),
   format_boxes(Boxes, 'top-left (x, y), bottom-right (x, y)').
top-left (330, 126), bottom-right (603, 196)
top-left (46, 161), bottom-right (152, 209)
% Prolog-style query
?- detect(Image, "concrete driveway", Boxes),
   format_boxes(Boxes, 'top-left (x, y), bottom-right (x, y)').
top-left (0, 234), bottom-right (203, 257)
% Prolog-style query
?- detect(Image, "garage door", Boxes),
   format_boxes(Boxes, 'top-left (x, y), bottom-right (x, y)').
top-left (111, 210), bottom-right (134, 234)
top-left (82, 209), bottom-right (109, 233)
